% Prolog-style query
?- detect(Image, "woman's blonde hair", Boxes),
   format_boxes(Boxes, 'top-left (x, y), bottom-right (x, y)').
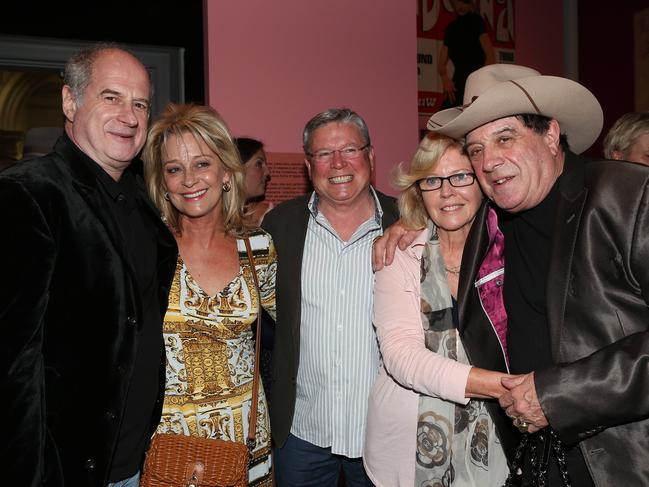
top-left (393, 133), bottom-right (465, 229)
top-left (142, 103), bottom-right (256, 236)
top-left (603, 112), bottom-right (649, 159)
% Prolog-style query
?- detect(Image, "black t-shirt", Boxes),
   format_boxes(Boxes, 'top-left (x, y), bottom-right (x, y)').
top-left (499, 186), bottom-right (557, 375)
top-left (443, 12), bottom-right (486, 105)
top-left (84, 158), bottom-right (162, 482)
top-left (499, 183), bottom-right (594, 487)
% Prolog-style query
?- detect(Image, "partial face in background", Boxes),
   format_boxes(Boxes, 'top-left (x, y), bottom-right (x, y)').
top-left (162, 132), bottom-right (230, 222)
top-left (63, 49), bottom-right (151, 177)
top-left (305, 122), bottom-right (374, 212)
top-left (421, 146), bottom-right (483, 233)
top-left (465, 116), bottom-right (562, 213)
top-left (615, 132), bottom-right (649, 166)
top-left (244, 148), bottom-right (270, 199)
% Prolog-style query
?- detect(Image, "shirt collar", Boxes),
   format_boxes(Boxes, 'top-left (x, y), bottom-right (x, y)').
top-left (73, 142), bottom-right (139, 203)
top-left (307, 185), bottom-right (384, 224)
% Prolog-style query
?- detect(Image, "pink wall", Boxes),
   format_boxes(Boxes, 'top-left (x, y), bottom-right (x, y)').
top-left (204, 1), bottom-right (418, 195)
top-left (204, 1), bottom-right (575, 195)
top-left (514, 2), bottom-right (564, 76)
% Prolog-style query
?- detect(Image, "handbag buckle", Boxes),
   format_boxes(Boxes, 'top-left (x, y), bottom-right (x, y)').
top-left (184, 461), bottom-right (204, 487)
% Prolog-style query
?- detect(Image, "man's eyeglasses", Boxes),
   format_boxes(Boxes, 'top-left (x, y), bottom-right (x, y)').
top-left (417, 172), bottom-right (476, 191)
top-left (307, 144), bottom-right (369, 164)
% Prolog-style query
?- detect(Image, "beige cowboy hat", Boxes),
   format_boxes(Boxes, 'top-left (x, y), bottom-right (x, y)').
top-left (427, 64), bottom-right (603, 154)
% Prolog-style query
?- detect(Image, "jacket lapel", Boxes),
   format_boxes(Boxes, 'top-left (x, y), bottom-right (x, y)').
top-left (458, 201), bottom-right (508, 371)
top-left (55, 136), bottom-right (137, 285)
top-left (136, 177), bottom-right (178, 299)
top-left (458, 200), bottom-right (489, 334)
top-left (546, 152), bottom-right (588, 360)
top-left (289, 200), bottom-right (310, 355)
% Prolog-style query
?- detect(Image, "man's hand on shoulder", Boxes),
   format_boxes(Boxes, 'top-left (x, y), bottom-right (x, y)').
top-left (372, 220), bottom-right (420, 271)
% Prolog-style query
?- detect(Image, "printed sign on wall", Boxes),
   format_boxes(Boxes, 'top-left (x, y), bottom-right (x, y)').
top-left (265, 152), bottom-right (312, 205)
top-left (417, 0), bottom-right (515, 117)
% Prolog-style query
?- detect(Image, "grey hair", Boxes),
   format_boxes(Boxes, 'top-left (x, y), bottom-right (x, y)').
top-left (302, 108), bottom-right (371, 155)
top-left (63, 43), bottom-right (152, 105)
top-left (603, 112), bottom-right (649, 159)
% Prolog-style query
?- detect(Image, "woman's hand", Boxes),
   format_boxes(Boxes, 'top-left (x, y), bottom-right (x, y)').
top-left (465, 367), bottom-right (521, 399)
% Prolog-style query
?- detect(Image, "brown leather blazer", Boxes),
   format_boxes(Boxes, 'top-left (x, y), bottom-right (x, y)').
top-left (459, 151), bottom-right (649, 485)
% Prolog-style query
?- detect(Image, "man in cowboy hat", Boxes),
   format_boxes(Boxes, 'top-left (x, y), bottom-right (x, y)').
top-left (376, 64), bottom-right (649, 486)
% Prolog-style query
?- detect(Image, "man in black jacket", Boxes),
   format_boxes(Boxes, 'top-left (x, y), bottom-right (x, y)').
top-left (262, 108), bottom-right (398, 486)
top-left (1, 44), bottom-right (177, 486)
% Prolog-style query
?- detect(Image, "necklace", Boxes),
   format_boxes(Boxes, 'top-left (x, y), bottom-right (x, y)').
top-left (445, 265), bottom-right (461, 276)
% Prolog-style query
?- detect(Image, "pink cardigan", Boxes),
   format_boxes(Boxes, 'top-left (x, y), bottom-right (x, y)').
top-left (363, 229), bottom-right (472, 487)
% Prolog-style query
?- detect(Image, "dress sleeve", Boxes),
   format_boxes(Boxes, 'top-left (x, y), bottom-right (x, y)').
top-left (373, 246), bottom-right (471, 404)
top-left (258, 232), bottom-right (276, 321)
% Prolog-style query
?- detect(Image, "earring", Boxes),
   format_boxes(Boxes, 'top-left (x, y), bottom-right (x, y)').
top-left (222, 182), bottom-right (231, 193)
top-left (164, 191), bottom-right (170, 201)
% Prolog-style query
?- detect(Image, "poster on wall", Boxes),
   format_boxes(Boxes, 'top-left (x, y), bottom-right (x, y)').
top-left (265, 152), bottom-right (312, 205)
top-left (417, 0), bottom-right (515, 117)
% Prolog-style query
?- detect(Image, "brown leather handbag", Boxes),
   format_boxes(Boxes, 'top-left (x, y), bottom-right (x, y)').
top-left (141, 238), bottom-right (264, 487)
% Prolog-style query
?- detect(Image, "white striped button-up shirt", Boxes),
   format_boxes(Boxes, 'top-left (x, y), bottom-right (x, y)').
top-left (290, 188), bottom-right (384, 458)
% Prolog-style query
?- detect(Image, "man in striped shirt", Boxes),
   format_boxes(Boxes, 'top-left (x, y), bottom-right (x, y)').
top-left (262, 108), bottom-right (399, 486)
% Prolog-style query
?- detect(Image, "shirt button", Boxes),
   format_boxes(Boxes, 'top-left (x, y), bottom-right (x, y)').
top-left (126, 316), bottom-right (137, 326)
top-left (84, 458), bottom-right (96, 470)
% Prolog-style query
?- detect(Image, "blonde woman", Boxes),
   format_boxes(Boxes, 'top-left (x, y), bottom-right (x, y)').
top-left (364, 133), bottom-right (511, 486)
top-left (143, 104), bottom-right (276, 485)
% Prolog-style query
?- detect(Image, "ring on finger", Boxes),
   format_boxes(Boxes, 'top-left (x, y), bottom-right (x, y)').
top-left (513, 417), bottom-right (529, 432)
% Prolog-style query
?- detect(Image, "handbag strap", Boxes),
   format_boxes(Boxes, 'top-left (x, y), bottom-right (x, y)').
top-left (243, 237), bottom-right (263, 451)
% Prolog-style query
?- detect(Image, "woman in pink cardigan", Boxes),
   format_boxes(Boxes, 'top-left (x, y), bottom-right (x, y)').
top-left (364, 133), bottom-right (511, 486)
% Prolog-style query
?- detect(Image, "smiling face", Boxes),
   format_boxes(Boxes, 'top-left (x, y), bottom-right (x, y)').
top-left (464, 116), bottom-right (564, 213)
top-left (422, 146), bottom-right (483, 233)
top-left (162, 132), bottom-right (230, 224)
top-left (305, 122), bottom-right (374, 212)
top-left (244, 148), bottom-right (270, 199)
top-left (63, 49), bottom-right (151, 180)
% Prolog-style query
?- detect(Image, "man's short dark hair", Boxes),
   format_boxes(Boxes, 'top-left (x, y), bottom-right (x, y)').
top-left (516, 114), bottom-right (570, 152)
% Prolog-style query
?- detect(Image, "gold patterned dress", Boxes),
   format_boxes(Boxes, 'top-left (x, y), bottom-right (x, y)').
top-left (156, 230), bottom-right (277, 486)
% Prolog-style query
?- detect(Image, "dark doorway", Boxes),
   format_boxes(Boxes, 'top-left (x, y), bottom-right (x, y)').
top-left (0, 0), bottom-right (204, 104)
